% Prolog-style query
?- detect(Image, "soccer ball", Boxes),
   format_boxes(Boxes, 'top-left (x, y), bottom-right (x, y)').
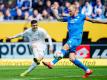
top-left (54, 51), bottom-right (63, 59)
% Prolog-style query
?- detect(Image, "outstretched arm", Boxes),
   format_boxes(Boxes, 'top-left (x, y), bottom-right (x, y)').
top-left (54, 12), bottom-right (64, 21)
top-left (53, 11), bottom-right (69, 22)
top-left (7, 32), bottom-right (24, 39)
top-left (52, 8), bottom-right (64, 21)
top-left (7, 28), bottom-right (29, 39)
top-left (85, 17), bottom-right (107, 24)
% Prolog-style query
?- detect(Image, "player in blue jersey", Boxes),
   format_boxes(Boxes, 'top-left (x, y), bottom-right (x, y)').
top-left (42, 5), bottom-right (107, 78)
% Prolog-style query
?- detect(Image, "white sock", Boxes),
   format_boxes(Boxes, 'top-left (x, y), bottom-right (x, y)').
top-left (86, 69), bottom-right (90, 73)
top-left (25, 61), bottom-right (37, 73)
top-left (50, 62), bottom-right (54, 65)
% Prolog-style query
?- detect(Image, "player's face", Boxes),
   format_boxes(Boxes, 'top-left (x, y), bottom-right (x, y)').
top-left (68, 8), bottom-right (76, 16)
top-left (31, 23), bottom-right (38, 29)
top-left (68, 5), bottom-right (78, 16)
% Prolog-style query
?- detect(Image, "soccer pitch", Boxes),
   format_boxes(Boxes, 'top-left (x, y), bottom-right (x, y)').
top-left (0, 66), bottom-right (107, 80)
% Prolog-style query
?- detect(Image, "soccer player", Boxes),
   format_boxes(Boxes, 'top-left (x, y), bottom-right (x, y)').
top-left (42, 5), bottom-right (107, 78)
top-left (8, 20), bottom-right (53, 76)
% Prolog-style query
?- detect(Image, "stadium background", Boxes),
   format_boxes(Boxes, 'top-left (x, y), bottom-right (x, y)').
top-left (0, 0), bottom-right (107, 80)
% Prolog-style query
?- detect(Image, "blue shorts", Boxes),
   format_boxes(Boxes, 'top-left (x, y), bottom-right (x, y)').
top-left (66, 38), bottom-right (82, 53)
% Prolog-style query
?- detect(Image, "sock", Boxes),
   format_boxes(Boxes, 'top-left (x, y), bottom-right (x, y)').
top-left (51, 58), bottom-right (59, 65)
top-left (51, 49), bottom-right (67, 65)
top-left (71, 59), bottom-right (88, 72)
top-left (25, 61), bottom-right (37, 73)
top-left (61, 49), bottom-right (67, 56)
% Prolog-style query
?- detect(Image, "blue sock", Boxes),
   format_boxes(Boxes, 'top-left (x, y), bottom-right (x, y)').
top-left (52, 58), bottom-right (59, 64)
top-left (52, 49), bottom-right (67, 64)
top-left (61, 49), bottom-right (67, 56)
top-left (72, 59), bottom-right (88, 71)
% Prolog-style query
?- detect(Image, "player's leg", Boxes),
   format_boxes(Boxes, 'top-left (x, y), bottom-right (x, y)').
top-left (51, 44), bottom-right (69, 65)
top-left (20, 47), bottom-right (44, 76)
top-left (20, 58), bottom-right (41, 77)
top-left (42, 43), bottom-right (69, 69)
top-left (69, 52), bottom-right (90, 71)
top-left (68, 39), bottom-right (93, 78)
top-left (69, 52), bottom-right (93, 78)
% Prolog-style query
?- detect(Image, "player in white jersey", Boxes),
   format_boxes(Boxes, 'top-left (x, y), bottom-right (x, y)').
top-left (8, 20), bottom-right (53, 76)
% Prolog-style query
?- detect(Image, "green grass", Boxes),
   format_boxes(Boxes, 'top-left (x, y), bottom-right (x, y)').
top-left (0, 66), bottom-right (107, 80)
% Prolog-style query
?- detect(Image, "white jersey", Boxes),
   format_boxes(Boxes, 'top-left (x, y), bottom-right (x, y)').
top-left (11, 27), bottom-right (53, 49)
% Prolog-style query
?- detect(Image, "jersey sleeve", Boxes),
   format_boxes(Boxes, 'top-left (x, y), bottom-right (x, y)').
top-left (62, 16), bottom-right (69, 22)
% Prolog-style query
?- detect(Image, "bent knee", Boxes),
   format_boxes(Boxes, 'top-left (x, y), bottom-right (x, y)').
top-left (69, 57), bottom-right (76, 61)
top-left (33, 58), bottom-right (41, 65)
top-left (63, 44), bottom-right (69, 50)
top-left (69, 53), bottom-right (76, 61)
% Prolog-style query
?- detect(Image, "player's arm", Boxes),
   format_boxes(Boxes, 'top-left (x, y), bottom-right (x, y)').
top-left (85, 17), bottom-right (107, 24)
top-left (46, 33), bottom-right (53, 51)
top-left (8, 32), bottom-right (24, 39)
top-left (54, 13), bottom-right (64, 21)
top-left (43, 29), bottom-right (53, 53)
top-left (53, 12), bottom-right (68, 22)
top-left (52, 9), bottom-right (64, 21)
top-left (47, 34), bottom-right (53, 51)
top-left (7, 29), bottom-right (29, 39)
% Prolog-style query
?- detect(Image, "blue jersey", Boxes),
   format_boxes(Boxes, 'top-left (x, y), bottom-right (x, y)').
top-left (63, 14), bottom-right (86, 39)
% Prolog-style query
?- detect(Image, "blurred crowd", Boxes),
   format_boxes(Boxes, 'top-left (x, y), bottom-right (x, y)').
top-left (0, 0), bottom-right (107, 21)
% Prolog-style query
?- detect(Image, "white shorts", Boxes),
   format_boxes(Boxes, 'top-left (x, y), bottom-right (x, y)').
top-left (31, 42), bottom-right (46, 59)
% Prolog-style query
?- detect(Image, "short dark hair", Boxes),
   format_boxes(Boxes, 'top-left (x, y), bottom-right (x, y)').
top-left (31, 20), bottom-right (37, 24)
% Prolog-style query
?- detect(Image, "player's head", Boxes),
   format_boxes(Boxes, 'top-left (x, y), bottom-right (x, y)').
top-left (31, 20), bottom-right (38, 29)
top-left (68, 5), bottom-right (78, 16)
